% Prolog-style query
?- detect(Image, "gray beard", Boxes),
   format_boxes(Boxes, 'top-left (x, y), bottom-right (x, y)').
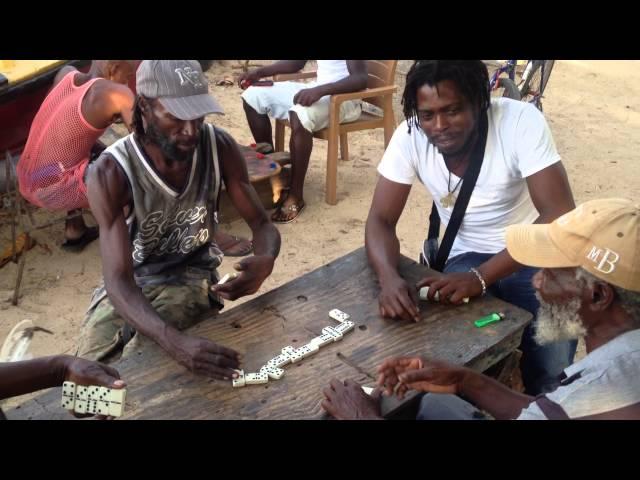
top-left (534, 293), bottom-right (587, 345)
top-left (144, 121), bottom-right (195, 163)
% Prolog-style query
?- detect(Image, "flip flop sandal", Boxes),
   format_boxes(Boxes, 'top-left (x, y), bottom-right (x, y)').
top-left (272, 200), bottom-right (305, 224)
top-left (61, 226), bottom-right (99, 253)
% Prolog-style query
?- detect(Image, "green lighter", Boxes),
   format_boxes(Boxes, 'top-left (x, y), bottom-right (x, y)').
top-left (474, 312), bottom-right (505, 328)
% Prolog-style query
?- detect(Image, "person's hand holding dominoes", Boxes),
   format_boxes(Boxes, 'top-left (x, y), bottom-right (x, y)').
top-left (416, 271), bottom-right (484, 306)
top-left (211, 255), bottom-right (275, 301)
top-left (63, 356), bottom-right (125, 419)
top-left (376, 356), bottom-right (468, 398)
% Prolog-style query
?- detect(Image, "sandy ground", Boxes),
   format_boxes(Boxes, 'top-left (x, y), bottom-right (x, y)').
top-left (1, 60), bottom-right (639, 396)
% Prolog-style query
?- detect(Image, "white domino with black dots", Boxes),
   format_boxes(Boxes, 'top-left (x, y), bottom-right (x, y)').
top-left (329, 309), bottom-right (350, 323)
top-left (60, 382), bottom-right (127, 417)
top-left (245, 372), bottom-right (269, 385)
top-left (61, 381), bottom-right (76, 410)
top-left (232, 370), bottom-right (246, 388)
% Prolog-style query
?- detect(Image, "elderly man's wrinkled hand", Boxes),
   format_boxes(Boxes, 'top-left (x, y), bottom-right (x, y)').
top-left (321, 378), bottom-right (383, 420)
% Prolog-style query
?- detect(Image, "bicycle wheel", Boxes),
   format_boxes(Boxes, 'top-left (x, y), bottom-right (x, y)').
top-left (519, 60), bottom-right (555, 109)
top-left (498, 77), bottom-right (522, 100)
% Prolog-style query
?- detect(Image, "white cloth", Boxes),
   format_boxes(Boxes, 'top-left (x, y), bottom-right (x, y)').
top-left (377, 98), bottom-right (561, 259)
top-left (517, 329), bottom-right (640, 419)
top-left (316, 60), bottom-right (351, 86)
top-left (241, 60), bottom-right (361, 133)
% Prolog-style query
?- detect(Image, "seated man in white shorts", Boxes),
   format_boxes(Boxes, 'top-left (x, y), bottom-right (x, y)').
top-left (239, 60), bottom-right (367, 223)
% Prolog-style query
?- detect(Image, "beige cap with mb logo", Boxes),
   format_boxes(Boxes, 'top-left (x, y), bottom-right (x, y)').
top-left (505, 198), bottom-right (640, 292)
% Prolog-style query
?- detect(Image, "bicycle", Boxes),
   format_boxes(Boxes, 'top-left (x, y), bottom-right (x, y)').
top-left (518, 60), bottom-right (555, 111)
top-left (488, 59), bottom-right (521, 100)
top-left (486, 60), bottom-right (555, 111)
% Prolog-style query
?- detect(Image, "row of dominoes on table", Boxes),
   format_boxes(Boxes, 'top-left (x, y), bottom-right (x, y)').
top-left (61, 382), bottom-right (127, 417)
top-left (232, 308), bottom-right (354, 387)
top-left (58, 308), bottom-right (353, 414)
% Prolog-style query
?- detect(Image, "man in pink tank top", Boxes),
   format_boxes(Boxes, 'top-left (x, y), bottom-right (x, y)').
top-left (18, 60), bottom-right (138, 251)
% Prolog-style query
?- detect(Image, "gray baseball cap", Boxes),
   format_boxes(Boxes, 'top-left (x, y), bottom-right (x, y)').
top-left (136, 60), bottom-right (224, 120)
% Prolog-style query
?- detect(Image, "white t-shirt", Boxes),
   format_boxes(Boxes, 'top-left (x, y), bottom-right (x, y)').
top-left (377, 98), bottom-right (561, 259)
top-left (316, 60), bottom-right (350, 86)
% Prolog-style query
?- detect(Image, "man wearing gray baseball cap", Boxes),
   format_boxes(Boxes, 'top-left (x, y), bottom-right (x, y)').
top-left (137, 60), bottom-right (255, 258)
top-left (136, 59), bottom-right (225, 120)
top-left (78, 60), bottom-right (281, 381)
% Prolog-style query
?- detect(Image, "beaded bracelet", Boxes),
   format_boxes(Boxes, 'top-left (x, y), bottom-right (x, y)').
top-left (469, 267), bottom-right (487, 296)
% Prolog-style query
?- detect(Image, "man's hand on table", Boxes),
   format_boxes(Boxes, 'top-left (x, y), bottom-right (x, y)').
top-left (378, 273), bottom-right (421, 322)
top-left (165, 329), bottom-right (242, 380)
top-left (321, 378), bottom-right (384, 420)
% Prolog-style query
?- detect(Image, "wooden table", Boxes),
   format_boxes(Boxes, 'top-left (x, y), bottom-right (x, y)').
top-left (9, 247), bottom-right (532, 420)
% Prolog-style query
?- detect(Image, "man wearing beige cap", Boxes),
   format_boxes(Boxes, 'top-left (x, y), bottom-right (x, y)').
top-left (321, 198), bottom-right (640, 420)
top-left (77, 60), bottom-right (281, 381)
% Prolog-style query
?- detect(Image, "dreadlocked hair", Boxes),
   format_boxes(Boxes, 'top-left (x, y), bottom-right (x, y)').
top-left (402, 60), bottom-right (491, 133)
top-left (131, 95), bottom-right (148, 138)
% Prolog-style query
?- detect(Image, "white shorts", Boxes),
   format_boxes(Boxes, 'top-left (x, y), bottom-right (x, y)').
top-left (241, 81), bottom-right (362, 133)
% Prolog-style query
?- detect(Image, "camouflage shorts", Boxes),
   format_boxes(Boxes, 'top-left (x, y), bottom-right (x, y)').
top-left (76, 283), bottom-right (219, 363)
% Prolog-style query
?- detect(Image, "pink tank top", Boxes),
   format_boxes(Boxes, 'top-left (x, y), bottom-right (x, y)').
top-left (18, 71), bottom-right (106, 210)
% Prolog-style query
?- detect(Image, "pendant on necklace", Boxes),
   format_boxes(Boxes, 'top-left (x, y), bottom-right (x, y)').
top-left (440, 192), bottom-right (456, 208)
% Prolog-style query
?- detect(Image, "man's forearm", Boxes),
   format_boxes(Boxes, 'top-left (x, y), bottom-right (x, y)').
top-left (477, 209), bottom-right (569, 286)
top-left (0, 355), bottom-right (67, 400)
top-left (251, 221), bottom-right (281, 259)
top-left (365, 218), bottom-right (402, 284)
top-left (256, 60), bottom-right (307, 78)
top-left (459, 369), bottom-right (534, 420)
top-left (314, 74), bottom-right (368, 98)
top-left (476, 249), bottom-right (521, 287)
top-left (104, 278), bottom-right (179, 352)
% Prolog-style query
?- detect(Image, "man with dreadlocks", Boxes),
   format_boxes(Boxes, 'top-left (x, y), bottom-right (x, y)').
top-left (364, 60), bottom-right (576, 395)
top-left (76, 61), bottom-right (281, 380)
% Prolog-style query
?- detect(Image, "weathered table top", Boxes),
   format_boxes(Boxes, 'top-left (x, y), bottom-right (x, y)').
top-left (9, 247), bottom-right (532, 420)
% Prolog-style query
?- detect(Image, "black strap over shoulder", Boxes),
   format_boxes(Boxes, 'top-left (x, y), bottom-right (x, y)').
top-left (421, 110), bottom-right (489, 272)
